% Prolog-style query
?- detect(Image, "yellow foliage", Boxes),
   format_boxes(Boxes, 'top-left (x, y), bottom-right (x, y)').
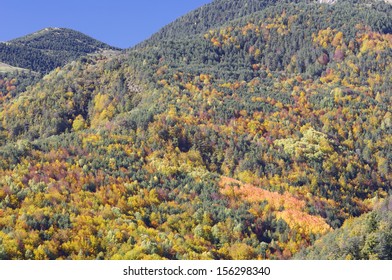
top-left (147, 148), bottom-right (208, 180)
top-left (276, 210), bottom-right (331, 236)
top-left (93, 93), bottom-right (110, 113)
top-left (313, 28), bottom-right (337, 47)
top-left (237, 170), bottom-right (257, 184)
top-left (72, 115), bottom-right (87, 131)
top-left (274, 127), bottom-right (333, 160)
top-left (228, 243), bottom-right (256, 260)
top-left (331, 31), bottom-right (344, 47)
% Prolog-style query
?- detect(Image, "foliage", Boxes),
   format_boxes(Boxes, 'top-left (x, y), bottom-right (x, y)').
top-left (0, 0), bottom-right (391, 260)
top-left (0, 28), bottom-right (120, 73)
top-left (296, 197), bottom-right (392, 260)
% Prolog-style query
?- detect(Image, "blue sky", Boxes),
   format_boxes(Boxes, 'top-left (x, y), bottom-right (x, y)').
top-left (2, 0), bottom-right (212, 48)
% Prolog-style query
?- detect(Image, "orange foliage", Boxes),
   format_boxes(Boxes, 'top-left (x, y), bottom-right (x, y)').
top-left (219, 177), bottom-right (331, 236)
top-left (220, 177), bottom-right (305, 211)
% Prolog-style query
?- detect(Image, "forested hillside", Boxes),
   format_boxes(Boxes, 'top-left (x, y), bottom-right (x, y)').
top-left (0, 28), bottom-right (120, 73)
top-left (0, 0), bottom-right (391, 260)
top-left (296, 197), bottom-right (392, 259)
top-left (142, 0), bottom-right (282, 45)
top-left (0, 28), bottom-right (121, 130)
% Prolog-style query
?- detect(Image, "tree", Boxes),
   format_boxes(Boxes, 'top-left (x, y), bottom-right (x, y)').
top-left (72, 115), bottom-right (87, 131)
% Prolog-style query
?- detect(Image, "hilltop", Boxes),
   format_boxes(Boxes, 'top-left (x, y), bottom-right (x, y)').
top-left (0, 27), bottom-right (121, 73)
top-left (140, 0), bottom-right (281, 45)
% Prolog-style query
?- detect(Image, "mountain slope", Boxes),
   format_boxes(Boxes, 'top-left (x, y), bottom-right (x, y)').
top-left (140, 0), bottom-right (281, 45)
top-left (0, 28), bottom-right (121, 73)
top-left (141, 0), bottom-right (392, 46)
top-left (0, 0), bottom-right (391, 260)
top-left (296, 197), bottom-right (392, 260)
top-left (0, 62), bottom-right (29, 73)
top-left (0, 54), bottom-right (142, 142)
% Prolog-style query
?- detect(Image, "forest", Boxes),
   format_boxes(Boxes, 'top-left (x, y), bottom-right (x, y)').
top-left (0, 0), bottom-right (391, 259)
top-left (0, 28), bottom-right (120, 73)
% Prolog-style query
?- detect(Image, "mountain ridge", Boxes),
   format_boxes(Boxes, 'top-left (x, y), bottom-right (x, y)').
top-left (0, 27), bottom-right (121, 73)
top-left (138, 0), bottom-right (283, 47)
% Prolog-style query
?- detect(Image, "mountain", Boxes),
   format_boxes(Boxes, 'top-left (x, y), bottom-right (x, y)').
top-left (0, 28), bottom-right (121, 73)
top-left (143, 0), bottom-right (391, 46)
top-left (0, 0), bottom-right (391, 260)
top-left (140, 0), bottom-right (283, 45)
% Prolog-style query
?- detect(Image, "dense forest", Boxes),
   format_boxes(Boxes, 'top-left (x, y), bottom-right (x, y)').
top-left (296, 197), bottom-right (392, 259)
top-left (0, 28), bottom-right (120, 73)
top-left (0, 0), bottom-right (391, 259)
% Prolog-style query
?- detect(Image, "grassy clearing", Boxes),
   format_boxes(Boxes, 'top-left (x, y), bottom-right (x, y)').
top-left (0, 62), bottom-right (29, 73)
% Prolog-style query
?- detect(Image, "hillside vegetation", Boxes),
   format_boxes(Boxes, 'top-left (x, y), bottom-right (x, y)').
top-left (0, 28), bottom-right (120, 73)
top-left (0, 0), bottom-right (391, 259)
top-left (296, 197), bottom-right (392, 260)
